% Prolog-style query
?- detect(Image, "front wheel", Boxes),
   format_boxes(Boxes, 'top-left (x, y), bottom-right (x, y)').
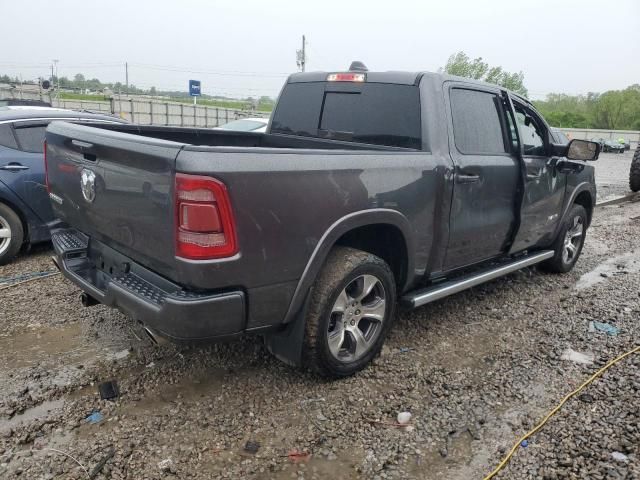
top-left (302, 247), bottom-right (396, 378)
top-left (540, 204), bottom-right (588, 273)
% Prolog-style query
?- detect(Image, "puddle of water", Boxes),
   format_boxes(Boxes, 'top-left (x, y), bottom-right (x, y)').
top-left (0, 398), bottom-right (64, 432)
top-left (0, 323), bottom-right (89, 369)
top-left (575, 253), bottom-right (640, 290)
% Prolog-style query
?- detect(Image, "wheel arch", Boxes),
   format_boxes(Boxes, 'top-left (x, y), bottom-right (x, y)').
top-left (283, 209), bottom-right (415, 326)
top-left (573, 189), bottom-right (594, 226)
top-left (265, 209), bottom-right (414, 367)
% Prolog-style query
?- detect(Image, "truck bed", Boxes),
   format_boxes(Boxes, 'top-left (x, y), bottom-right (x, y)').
top-left (46, 121), bottom-right (443, 334)
top-left (89, 122), bottom-right (406, 151)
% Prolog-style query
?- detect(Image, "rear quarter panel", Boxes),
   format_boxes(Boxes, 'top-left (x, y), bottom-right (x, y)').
top-left (175, 148), bottom-right (449, 328)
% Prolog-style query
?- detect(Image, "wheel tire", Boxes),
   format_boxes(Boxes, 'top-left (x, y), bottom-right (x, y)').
top-left (302, 247), bottom-right (396, 378)
top-left (630, 146), bottom-right (640, 192)
top-left (540, 204), bottom-right (588, 273)
top-left (0, 203), bottom-right (24, 266)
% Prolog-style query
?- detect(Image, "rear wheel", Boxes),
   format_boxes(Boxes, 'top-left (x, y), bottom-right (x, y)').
top-left (302, 247), bottom-right (396, 378)
top-left (541, 204), bottom-right (587, 273)
top-left (630, 146), bottom-right (640, 192)
top-left (0, 203), bottom-right (24, 266)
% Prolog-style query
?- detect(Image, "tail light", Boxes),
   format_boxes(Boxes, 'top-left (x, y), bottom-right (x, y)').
top-left (175, 173), bottom-right (238, 259)
top-left (43, 140), bottom-right (50, 193)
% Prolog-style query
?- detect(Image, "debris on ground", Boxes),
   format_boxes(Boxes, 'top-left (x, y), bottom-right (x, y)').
top-left (98, 380), bottom-right (120, 400)
top-left (589, 320), bottom-right (620, 336)
top-left (243, 440), bottom-right (260, 454)
top-left (287, 449), bottom-right (312, 463)
top-left (158, 458), bottom-right (175, 473)
top-left (397, 411), bottom-right (412, 424)
top-left (560, 348), bottom-right (594, 365)
top-left (89, 447), bottom-right (115, 479)
top-left (611, 451), bottom-right (629, 462)
top-left (85, 411), bottom-right (104, 424)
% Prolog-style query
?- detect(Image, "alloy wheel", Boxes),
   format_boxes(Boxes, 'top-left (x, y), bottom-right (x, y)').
top-left (0, 214), bottom-right (12, 256)
top-left (562, 215), bottom-right (584, 264)
top-left (326, 274), bottom-right (387, 362)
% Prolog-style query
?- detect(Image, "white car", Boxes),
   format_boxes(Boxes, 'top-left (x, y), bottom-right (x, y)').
top-left (215, 117), bottom-right (268, 133)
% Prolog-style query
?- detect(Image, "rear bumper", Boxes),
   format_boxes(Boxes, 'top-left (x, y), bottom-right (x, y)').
top-left (51, 228), bottom-right (245, 341)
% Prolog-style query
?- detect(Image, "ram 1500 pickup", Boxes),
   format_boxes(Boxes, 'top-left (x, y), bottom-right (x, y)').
top-left (46, 65), bottom-right (599, 377)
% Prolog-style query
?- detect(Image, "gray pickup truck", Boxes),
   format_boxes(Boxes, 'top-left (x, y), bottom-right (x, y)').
top-left (46, 65), bottom-right (599, 377)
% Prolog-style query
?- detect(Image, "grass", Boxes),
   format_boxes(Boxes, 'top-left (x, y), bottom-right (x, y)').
top-left (59, 92), bottom-right (109, 101)
top-left (59, 92), bottom-right (273, 112)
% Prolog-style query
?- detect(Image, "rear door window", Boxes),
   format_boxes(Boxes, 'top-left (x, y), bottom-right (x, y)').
top-left (271, 82), bottom-right (421, 149)
top-left (14, 125), bottom-right (47, 153)
top-left (0, 124), bottom-right (18, 149)
top-left (450, 88), bottom-right (507, 155)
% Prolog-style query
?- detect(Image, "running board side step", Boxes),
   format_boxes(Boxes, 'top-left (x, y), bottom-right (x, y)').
top-left (401, 250), bottom-right (554, 309)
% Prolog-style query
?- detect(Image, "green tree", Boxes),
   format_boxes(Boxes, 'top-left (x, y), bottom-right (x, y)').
top-left (443, 51), bottom-right (528, 97)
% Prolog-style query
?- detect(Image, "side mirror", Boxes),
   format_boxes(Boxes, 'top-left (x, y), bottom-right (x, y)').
top-left (566, 139), bottom-right (599, 161)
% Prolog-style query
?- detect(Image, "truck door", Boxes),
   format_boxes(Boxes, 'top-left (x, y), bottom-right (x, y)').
top-left (443, 85), bottom-right (520, 270)
top-left (506, 99), bottom-right (566, 253)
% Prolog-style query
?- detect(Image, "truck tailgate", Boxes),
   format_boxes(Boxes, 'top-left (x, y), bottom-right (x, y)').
top-left (46, 121), bottom-right (184, 275)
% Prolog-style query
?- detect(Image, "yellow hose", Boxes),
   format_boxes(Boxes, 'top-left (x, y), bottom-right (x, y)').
top-left (483, 344), bottom-right (640, 480)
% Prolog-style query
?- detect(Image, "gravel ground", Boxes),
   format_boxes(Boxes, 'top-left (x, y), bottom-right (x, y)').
top-left (594, 150), bottom-right (635, 203)
top-left (0, 199), bottom-right (639, 479)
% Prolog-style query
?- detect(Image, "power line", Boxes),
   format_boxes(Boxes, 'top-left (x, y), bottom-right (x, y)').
top-left (129, 63), bottom-right (290, 78)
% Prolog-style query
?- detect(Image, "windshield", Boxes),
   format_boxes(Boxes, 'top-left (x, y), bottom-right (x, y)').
top-left (217, 119), bottom-right (266, 131)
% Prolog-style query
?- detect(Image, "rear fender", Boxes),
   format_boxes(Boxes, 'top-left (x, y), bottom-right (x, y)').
top-left (265, 209), bottom-right (413, 367)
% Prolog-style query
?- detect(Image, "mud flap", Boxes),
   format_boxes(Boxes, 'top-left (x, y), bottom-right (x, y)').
top-left (264, 292), bottom-right (310, 367)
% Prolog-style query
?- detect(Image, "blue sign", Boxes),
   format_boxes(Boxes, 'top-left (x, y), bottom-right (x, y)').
top-left (189, 80), bottom-right (201, 96)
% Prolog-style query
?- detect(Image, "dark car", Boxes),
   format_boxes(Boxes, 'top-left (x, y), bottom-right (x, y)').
top-left (0, 106), bottom-right (126, 264)
top-left (551, 128), bottom-right (570, 145)
top-left (0, 99), bottom-right (52, 107)
top-left (591, 137), bottom-right (625, 153)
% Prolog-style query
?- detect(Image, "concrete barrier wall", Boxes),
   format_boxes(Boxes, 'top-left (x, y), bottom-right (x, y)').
top-left (559, 128), bottom-right (640, 148)
top-left (0, 87), bottom-right (269, 127)
top-left (2, 86), bottom-right (638, 145)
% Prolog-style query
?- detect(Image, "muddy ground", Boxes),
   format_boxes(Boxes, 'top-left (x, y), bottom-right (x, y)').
top-left (594, 150), bottom-right (635, 203)
top-left (1, 200), bottom-right (639, 479)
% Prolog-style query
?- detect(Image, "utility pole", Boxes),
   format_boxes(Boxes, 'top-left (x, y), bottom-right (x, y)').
top-left (52, 59), bottom-right (59, 103)
top-left (296, 35), bottom-right (306, 72)
top-left (125, 62), bottom-right (129, 96)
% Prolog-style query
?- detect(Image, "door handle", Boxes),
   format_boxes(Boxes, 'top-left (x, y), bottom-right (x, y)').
top-left (526, 172), bottom-right (542, 180)
top-left (455, 173), bottom-right (480, 184)
top-left (0, 163), bottom-right (30, 172)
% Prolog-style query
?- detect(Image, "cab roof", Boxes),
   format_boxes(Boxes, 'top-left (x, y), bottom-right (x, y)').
top-left (287, 70), bottom-right (532, 106)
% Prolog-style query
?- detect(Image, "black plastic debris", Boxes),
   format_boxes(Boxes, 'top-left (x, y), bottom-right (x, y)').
top-left (98, 380), bottom-right (120, 400)
top-left (244, 440), bottom-right (260, 454)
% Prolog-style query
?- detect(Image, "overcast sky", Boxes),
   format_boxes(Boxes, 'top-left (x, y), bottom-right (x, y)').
top-left (2, 0), bottom-right (638, 100)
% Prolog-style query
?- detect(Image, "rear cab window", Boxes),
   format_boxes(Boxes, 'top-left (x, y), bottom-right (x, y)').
top-left (271, 82), bottom-right (422, 149)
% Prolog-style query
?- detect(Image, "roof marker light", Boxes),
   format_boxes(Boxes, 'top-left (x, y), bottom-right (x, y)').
top-left (327, 73), bottom-right (366, 82)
